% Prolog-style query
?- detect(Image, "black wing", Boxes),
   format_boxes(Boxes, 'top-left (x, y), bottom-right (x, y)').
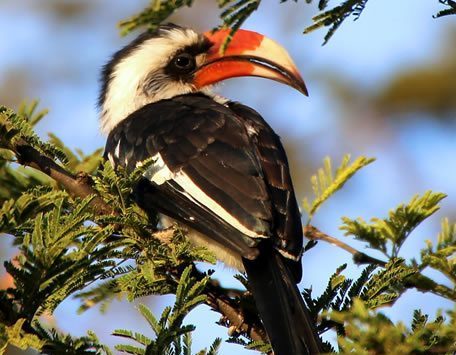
top-left (228, 102), bottom-right (303, 262)
top-left (104, 93), bottom-right (302, 276)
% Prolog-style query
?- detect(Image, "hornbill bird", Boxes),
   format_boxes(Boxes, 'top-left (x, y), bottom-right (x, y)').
top-left (101, 24), bottom-right (322, 355)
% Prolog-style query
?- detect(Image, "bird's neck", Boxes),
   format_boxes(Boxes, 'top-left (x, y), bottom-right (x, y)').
top-left (99, 87), bottom-right (228, 135)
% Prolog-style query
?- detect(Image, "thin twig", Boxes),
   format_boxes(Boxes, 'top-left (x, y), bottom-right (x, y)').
top-left (13, 141), bottom-right (114, 215)
top-left (303, 225), bottom-right (386, 266)
top-left (303, 225), bottom-right (456, 301)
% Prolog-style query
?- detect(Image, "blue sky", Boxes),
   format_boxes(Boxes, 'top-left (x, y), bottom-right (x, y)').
top-left (1, 1), bottom-right (455, 354)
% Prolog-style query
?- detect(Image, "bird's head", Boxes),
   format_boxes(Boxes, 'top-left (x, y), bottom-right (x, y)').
top-left (99, 24), bottom-right (306, 134)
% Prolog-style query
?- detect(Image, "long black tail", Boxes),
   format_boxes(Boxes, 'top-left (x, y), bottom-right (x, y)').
top-left (243, 249), bottom-right (322, 355)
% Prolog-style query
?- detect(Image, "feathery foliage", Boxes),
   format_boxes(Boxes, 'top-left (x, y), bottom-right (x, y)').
top-left (434, 0), bottom-right (456, 18)
top-left (300, 155), bottom-right (456, 353)
top-left (303, 259), bottom-right (417, 333)
top-left (119, 0), bottom-right (195, 36)
top-left (328, 299), bottom-right (456, 354)
top-left (113, 266), bottom-right (220, 355)
top-left (33, 325), bottom-right (112, 355)
top-left (0, 101), bottom-right (102, 204)
top-left (340, 191), bottom-right (446, 257)
top-left (0, 105), bottom-right (68, 165)
top-left (0, 155), bottom-right (51, 204)
top-left (0, 319), bottom-right (45, 353)
top-left (47, 133), bottom-right (102, 175)
top-left (302, 154), bottom-right (375, 221)
top-left (116, 1), bottom-right (454, 47)
top-left (304, 0), bottom-right (370, 44)
top-left (216, 0), bottom-right (261, 51)
top-left (0, 101), bottom-right (54, 203)
top-left (421, 218), bottom-right (456, 284)
top-left (0, 103), bottom-right (218, 353)
top-left (118, 0), bottom-right (260, 51)
top-left (2, 194), bottom-right (117, 317)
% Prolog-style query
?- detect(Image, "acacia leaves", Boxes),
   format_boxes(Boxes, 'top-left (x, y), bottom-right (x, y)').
top-left (112, 267), bottom-right (220, 355)
top-left (302, 156), bottom-right (456, 353)
top-left (341, 191), bottom-right (446, 257)
top-left (303, 154), bottom-right (375, 221)
top-left (117, 1), bottom-right (455, 46)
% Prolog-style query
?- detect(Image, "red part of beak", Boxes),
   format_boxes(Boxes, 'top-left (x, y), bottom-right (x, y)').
top-left (194, 29), bottom-right (307, 96)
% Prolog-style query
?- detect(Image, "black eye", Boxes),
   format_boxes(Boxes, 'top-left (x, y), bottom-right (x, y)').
top-left (173, 53), bottom-right (195, 71)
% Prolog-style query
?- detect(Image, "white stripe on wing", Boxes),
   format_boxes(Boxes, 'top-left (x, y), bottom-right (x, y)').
top-left (142, 152), bottom-right (268, 239)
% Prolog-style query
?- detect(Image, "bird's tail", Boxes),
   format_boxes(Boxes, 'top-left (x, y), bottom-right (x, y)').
top-left (243, 248), bottom-right (322, 355)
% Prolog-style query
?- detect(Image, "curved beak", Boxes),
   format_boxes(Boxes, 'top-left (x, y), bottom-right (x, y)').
top-left (194, 29), bottom-right (308, 96)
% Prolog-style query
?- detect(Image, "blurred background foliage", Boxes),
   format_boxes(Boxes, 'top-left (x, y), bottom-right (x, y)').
top-left (1, 0), bottom-right (455, 354)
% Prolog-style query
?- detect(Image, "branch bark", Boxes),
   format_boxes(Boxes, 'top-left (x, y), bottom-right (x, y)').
top-left (14, 141), bottom-right (114, 215)
top-left (204, 278), bottom-right (268, 342)
top-left (303, 225), bottom-right (386, 266)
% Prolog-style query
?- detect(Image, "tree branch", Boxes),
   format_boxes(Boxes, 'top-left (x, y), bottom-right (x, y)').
top-left (10, 139), bottom-right (114, 216)
top-left (303, 225), bottom-right (456, 301)
top-left (304, 225), bottom-right (387, 266)
top-left (205, 280), bottom-right (268, 343)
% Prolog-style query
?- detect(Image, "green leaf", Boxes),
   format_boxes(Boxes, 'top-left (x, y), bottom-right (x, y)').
top-left (118, 0), bottom-right (195, 36)
top-left (303, 0), bottom-right (370, 45)
top-left (245, 339), bottom-right (272, 353)
top-left (327, 300), bottom-right (456, 354)
top-left (3, 190), bottom-right (119, 325)
top-left (434, 0), bottom-right (456, 18)
top-left (303, 154), bottom-right (375, 221)
top-left (115, 344), bottom-right (145, 355)
top-left (113, 266), bottom-right (212, 355)
top-left (0, 105), bottom-right (69, 165)
top-left (0, 319), bottom-right (45, 353)
top-left (341, 191), bottom-right (446, 257)
top-left (207, 337), bottom-right (222, 355)
top-left (32, 325), bottom-right (112, 354)
top-left (117, 0), bottom-right (260, 51)
top-left (421, 218), bottom-right (456, 284)
top-left (411, 309), bottom-right (428, 332)
top-left (17, 100), bottom-right (49, 126)
top-left (363, 258), bottom-right (416, 309)
top-left (217, 0), bottom-right (261, 52)
top-left (48, 133), bottom-right (102, 174)
top-left (303, 263), bottom-right (377, 328)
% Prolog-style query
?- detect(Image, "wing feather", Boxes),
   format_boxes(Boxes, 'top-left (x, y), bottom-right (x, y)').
top-left (105, 94), bottom-right (273, 258)
top-left (105, 94), bottom-right (303, 275)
